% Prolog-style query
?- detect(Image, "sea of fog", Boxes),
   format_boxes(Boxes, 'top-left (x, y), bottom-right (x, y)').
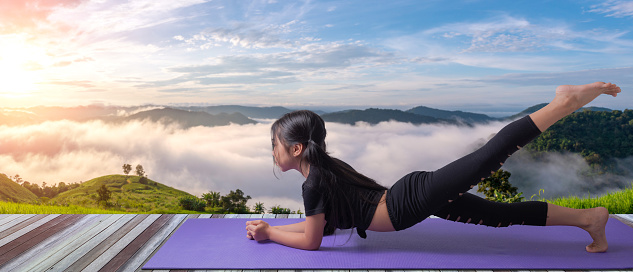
top-left (1, 119), bottom-right (631, 212)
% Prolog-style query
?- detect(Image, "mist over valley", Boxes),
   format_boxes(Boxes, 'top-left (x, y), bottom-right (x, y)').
top-left (1, 104), bottom-right (631, 212)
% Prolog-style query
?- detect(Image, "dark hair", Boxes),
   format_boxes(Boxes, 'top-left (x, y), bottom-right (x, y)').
top-left (271, 110), bottom-right (387, 236)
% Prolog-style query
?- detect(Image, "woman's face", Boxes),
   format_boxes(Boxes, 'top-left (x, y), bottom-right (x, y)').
top-left (272, 136), bottom-right (295, 172)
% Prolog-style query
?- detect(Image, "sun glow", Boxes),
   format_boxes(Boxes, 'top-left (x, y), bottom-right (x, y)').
top-left (0, 38), bottom-right (46, 96)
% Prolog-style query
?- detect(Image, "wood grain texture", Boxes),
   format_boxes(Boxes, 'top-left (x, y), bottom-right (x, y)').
top-left (0, 214), bottom-right (84, 266)
top-left (98, 214), bottom-right (174, 272)
top-left (64, 214), bottom-right (150, 271)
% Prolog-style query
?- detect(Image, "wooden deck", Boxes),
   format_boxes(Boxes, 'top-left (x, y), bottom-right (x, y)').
top-left (0, 213), bottom-right (631, 272)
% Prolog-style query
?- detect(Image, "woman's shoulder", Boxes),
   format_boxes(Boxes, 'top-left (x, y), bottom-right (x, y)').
top-left (303, 165), bottom-right (323, 191)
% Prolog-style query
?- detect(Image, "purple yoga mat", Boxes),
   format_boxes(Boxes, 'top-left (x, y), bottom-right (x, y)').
top-left (143, 217), bottom-right (633, 270)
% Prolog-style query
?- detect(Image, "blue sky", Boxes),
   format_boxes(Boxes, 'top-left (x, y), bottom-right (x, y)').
top-left (1, 0), bottom-right (631, 114)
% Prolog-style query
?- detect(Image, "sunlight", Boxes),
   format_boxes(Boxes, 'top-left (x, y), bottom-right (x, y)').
top-left (0, 38), bottom-right (45, 96)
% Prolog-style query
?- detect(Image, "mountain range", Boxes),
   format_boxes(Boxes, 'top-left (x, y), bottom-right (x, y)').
top-left (0, 103), bottom-right (620, 128)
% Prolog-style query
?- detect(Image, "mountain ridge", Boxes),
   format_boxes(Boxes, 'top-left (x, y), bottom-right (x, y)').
top-left (1, 104), bottom-right (622, 127)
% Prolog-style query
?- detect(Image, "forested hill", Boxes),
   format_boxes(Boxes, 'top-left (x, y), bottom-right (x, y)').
top-left (321, 108), bottom-right (454, 125)
top-left (525, 109), bottom-right (633, 161)
top-left (0, 173), bottom-right (39, 203)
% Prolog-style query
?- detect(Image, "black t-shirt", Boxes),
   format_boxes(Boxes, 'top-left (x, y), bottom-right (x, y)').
top-left (302, 164), bottom-right (384, 238)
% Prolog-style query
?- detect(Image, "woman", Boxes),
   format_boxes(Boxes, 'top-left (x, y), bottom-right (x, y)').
top-left (246, 82), bottom-right (621, 253)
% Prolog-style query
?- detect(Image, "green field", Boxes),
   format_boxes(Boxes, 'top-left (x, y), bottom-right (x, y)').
top-left (546, 184), bottom-right (633, 214)
top-left (0, 201), bottom-right (125, 214)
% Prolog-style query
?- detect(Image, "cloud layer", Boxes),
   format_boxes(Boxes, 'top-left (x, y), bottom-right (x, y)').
top-left (2, 118), bottom-right (630, 212)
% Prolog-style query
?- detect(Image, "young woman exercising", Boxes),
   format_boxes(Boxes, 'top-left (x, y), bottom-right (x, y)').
top-left (246, 82), bottom-right (621, 253)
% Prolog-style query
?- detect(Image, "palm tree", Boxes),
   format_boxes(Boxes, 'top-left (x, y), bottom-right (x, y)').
top-left (254, 202), bottom-right (265, 214)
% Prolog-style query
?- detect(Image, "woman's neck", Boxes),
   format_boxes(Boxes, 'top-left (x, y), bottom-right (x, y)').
top-left (301, 162), bottom-right (310, 178)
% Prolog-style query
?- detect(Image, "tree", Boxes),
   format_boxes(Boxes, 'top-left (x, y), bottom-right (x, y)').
top-left (123, 164), bottom-right (132, 176)
top-left (139, 176), bottom-right (148, 185)
top-left (58, 182), bottom-right (68, 194)
top-left (135, 164), bottom-right (145, 177)
top-left (12, 174), bottom-right (23, 185)
top-left (220, 189), bottom-right (252, 213)
top-left (96, 184), bottom-right (112, 206)
top-left (202, 191), bottom-right (221, 207)
top-left (477, 169), bottom-right (524, 203)
top-left (254, 202), bottom-right (265, 214)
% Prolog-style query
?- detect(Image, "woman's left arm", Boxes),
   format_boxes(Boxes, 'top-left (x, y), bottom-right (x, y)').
top-left (246, 213), bottom-right (326, 250)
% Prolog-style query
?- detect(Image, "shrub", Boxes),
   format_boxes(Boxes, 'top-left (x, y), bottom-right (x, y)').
top-left (179, 196), bottom-right (206, 211)
top-left (270, 205), bottom-right (291, 214)
top-left (477, 169), bottom-right (524, 203)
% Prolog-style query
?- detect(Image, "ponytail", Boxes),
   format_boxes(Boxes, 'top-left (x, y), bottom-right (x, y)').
top-left (271, 110), bottom-right (387, 237)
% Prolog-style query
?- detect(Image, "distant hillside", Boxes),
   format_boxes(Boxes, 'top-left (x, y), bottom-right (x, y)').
top-left (406, 106), bottom-right (496, 124)
top-left (179, 105), bottom-right (294, 119)
top-left (50, 175), bottom-right (195, 213)
top-left (0, 173), bottom-right (39, 203)
top-left (526, 109), bottom-right (633, 160)
top-left (120, 108), bottom-right (257, 127)
top-left (504, 103), bottom-right (614, 120)
top-left (322, 108), bottom-right (454, 125)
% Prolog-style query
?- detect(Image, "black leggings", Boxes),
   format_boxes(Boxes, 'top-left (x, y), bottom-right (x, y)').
top-left (386, 115), bottom-right (549, 231)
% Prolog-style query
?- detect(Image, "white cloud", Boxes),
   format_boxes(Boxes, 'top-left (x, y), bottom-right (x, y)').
top-left (589, 0), bottom-right (633, 18)
top-left (50, 0), bottom-right (209, 35)
top-left (143, 42), bottom-right (397, 88)
top-left (1, 117), bottom-right (631, 213)
top-left (385, 14), bottom-right (633, 72)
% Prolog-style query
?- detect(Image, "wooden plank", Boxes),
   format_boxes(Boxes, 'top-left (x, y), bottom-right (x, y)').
top-left (0, 214), bottom-right (47, 240)
top-left (225, 214), bottom-right (238, 218)
top-left (119, 214), bottom-right (189, 271)
top-left (212, 214), bottom-right (225, 218)
top-left (65, 214), bottom-right (150, 272)
top-left (81, 214), bottom-right (161, 272)
top-left (288, 214), bottom-right (301, 218)
top-left (276, 214), bottom-right (289, 218)
top-left (0, 214), bottom-right (101, 271)
top-left (98, 214), bottom-right (174, 272)
top-left (0, 214), bottom-right (85, 267)
top-left (238, 214), bottom-right (252, 218)
top-left (614, 214), bottom-right (633, 227)
top-left (0, 214), bottom-right (61, 250)
top-left (263, 214), bottom-right (277, 218)
top-left (0, 214), bottom-right (32, 230)
top-left (198, 214), bottom-right (213, 218)
top-left (0, 214), bottom-right (57, 244)
top-left (250, 214), bottom-right (264, 218)
top-left (39, 214), bottom-right (136, 272)
top-left (23, 214), bottom-right (124, 272)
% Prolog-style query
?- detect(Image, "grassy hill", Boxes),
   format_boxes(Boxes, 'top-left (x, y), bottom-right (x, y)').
top-left (0, 173), bottom-right (40, 203)
top-left (50, 175), bottom-right (195, 213)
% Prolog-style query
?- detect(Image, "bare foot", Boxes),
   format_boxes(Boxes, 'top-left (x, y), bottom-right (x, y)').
top-left (582, 207), bottom-right (609, 253)
top-left (555, 82), bottom-right (621, 110)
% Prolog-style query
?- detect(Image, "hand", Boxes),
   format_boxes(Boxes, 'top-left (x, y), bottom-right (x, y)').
top-left (245, 220), bottom-right (270, 241)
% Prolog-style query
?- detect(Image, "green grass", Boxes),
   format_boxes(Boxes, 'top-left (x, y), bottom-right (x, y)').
top-left (0, 201), bottom-right (127, 214)
top-left (545, 183), bottom-right (633, 214)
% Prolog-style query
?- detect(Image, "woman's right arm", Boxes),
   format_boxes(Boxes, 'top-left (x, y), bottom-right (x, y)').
top-left (273, 220), bottom-right (306, 233)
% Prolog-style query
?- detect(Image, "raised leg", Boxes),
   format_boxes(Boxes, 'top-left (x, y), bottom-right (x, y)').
top-left (529, 82), bottom-right (621, 132)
